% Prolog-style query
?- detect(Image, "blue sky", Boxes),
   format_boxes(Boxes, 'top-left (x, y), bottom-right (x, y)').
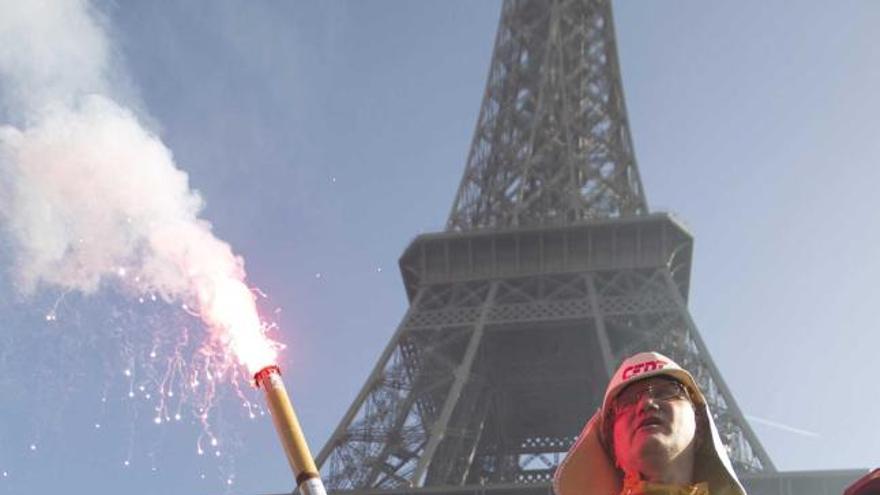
top-left (1, 1), bottom-right (879, 494)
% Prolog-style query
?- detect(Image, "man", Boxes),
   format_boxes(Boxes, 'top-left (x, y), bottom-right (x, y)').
top-left (553, 351), bottom-right (746, 495)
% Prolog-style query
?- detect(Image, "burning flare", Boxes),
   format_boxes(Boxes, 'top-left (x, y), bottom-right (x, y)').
top-left (0, 3), bottom-right (325, 492)
top-left (197, 275), bottom-right (276, 375)
top-left (255, 365), bottom-right (327, 495)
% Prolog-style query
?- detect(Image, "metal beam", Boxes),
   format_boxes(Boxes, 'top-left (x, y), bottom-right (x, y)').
top-left (411, 282), bottom-right (499, 485)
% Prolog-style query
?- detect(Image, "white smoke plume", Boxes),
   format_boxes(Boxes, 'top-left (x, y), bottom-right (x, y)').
top-left (0, 0), bottom-right (112, 119)
top-left (0, 0), bottom-right (275, 372)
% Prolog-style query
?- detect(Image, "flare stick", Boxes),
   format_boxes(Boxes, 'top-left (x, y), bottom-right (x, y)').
top-left (255, 365), bottom-right (327, 495)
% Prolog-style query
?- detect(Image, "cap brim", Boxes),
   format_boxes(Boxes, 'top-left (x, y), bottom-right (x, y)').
top-left (602, 367), bottom-right (707, 413)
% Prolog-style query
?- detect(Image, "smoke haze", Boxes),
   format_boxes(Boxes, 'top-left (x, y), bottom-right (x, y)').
top-left (0, 0), bottom-right (111, 119)
top-left (0, 0), bottom-right (251, 330)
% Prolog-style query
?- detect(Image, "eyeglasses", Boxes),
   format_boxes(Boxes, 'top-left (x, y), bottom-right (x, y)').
top-left (611, 380), bottom-right (689, 416)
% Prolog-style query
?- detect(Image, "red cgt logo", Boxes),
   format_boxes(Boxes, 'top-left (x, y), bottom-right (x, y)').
top-left (622, 360), bottom-right (668, 380)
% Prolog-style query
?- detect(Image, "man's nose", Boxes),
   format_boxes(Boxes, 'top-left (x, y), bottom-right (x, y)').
top-left (638, 394), bottom-right (661, 412)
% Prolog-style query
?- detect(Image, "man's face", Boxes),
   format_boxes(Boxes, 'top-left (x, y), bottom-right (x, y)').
top-left (611, 377), bottom-right (698, 474)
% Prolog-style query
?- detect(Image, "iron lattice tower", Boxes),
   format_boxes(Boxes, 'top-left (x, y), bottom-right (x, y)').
top-left (446, 0), bottom-right (647, 231)
top-left (317, 1), bottom-right (776, 494)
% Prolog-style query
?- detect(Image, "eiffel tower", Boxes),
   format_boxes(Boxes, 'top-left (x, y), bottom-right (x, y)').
top-left (313, 2), bottom-right (863, 495)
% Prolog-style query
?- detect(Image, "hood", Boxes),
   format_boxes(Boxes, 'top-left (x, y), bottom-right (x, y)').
top-left (553, 351), bottom-right (746, 495)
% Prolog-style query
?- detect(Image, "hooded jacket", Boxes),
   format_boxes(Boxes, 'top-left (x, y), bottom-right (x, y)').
top-left (553, 352), bottom-right (747, 495)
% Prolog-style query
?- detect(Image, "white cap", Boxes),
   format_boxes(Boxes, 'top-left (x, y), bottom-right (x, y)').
top-left (553, 351), bottom-right (746, 495)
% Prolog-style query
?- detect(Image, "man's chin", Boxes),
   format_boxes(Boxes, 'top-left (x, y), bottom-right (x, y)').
top-left (631, 431), bottom-right (672, 456)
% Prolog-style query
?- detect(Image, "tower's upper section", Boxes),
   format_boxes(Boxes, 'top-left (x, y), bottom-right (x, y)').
top-left (447, 0), bottom-right (648, 232)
